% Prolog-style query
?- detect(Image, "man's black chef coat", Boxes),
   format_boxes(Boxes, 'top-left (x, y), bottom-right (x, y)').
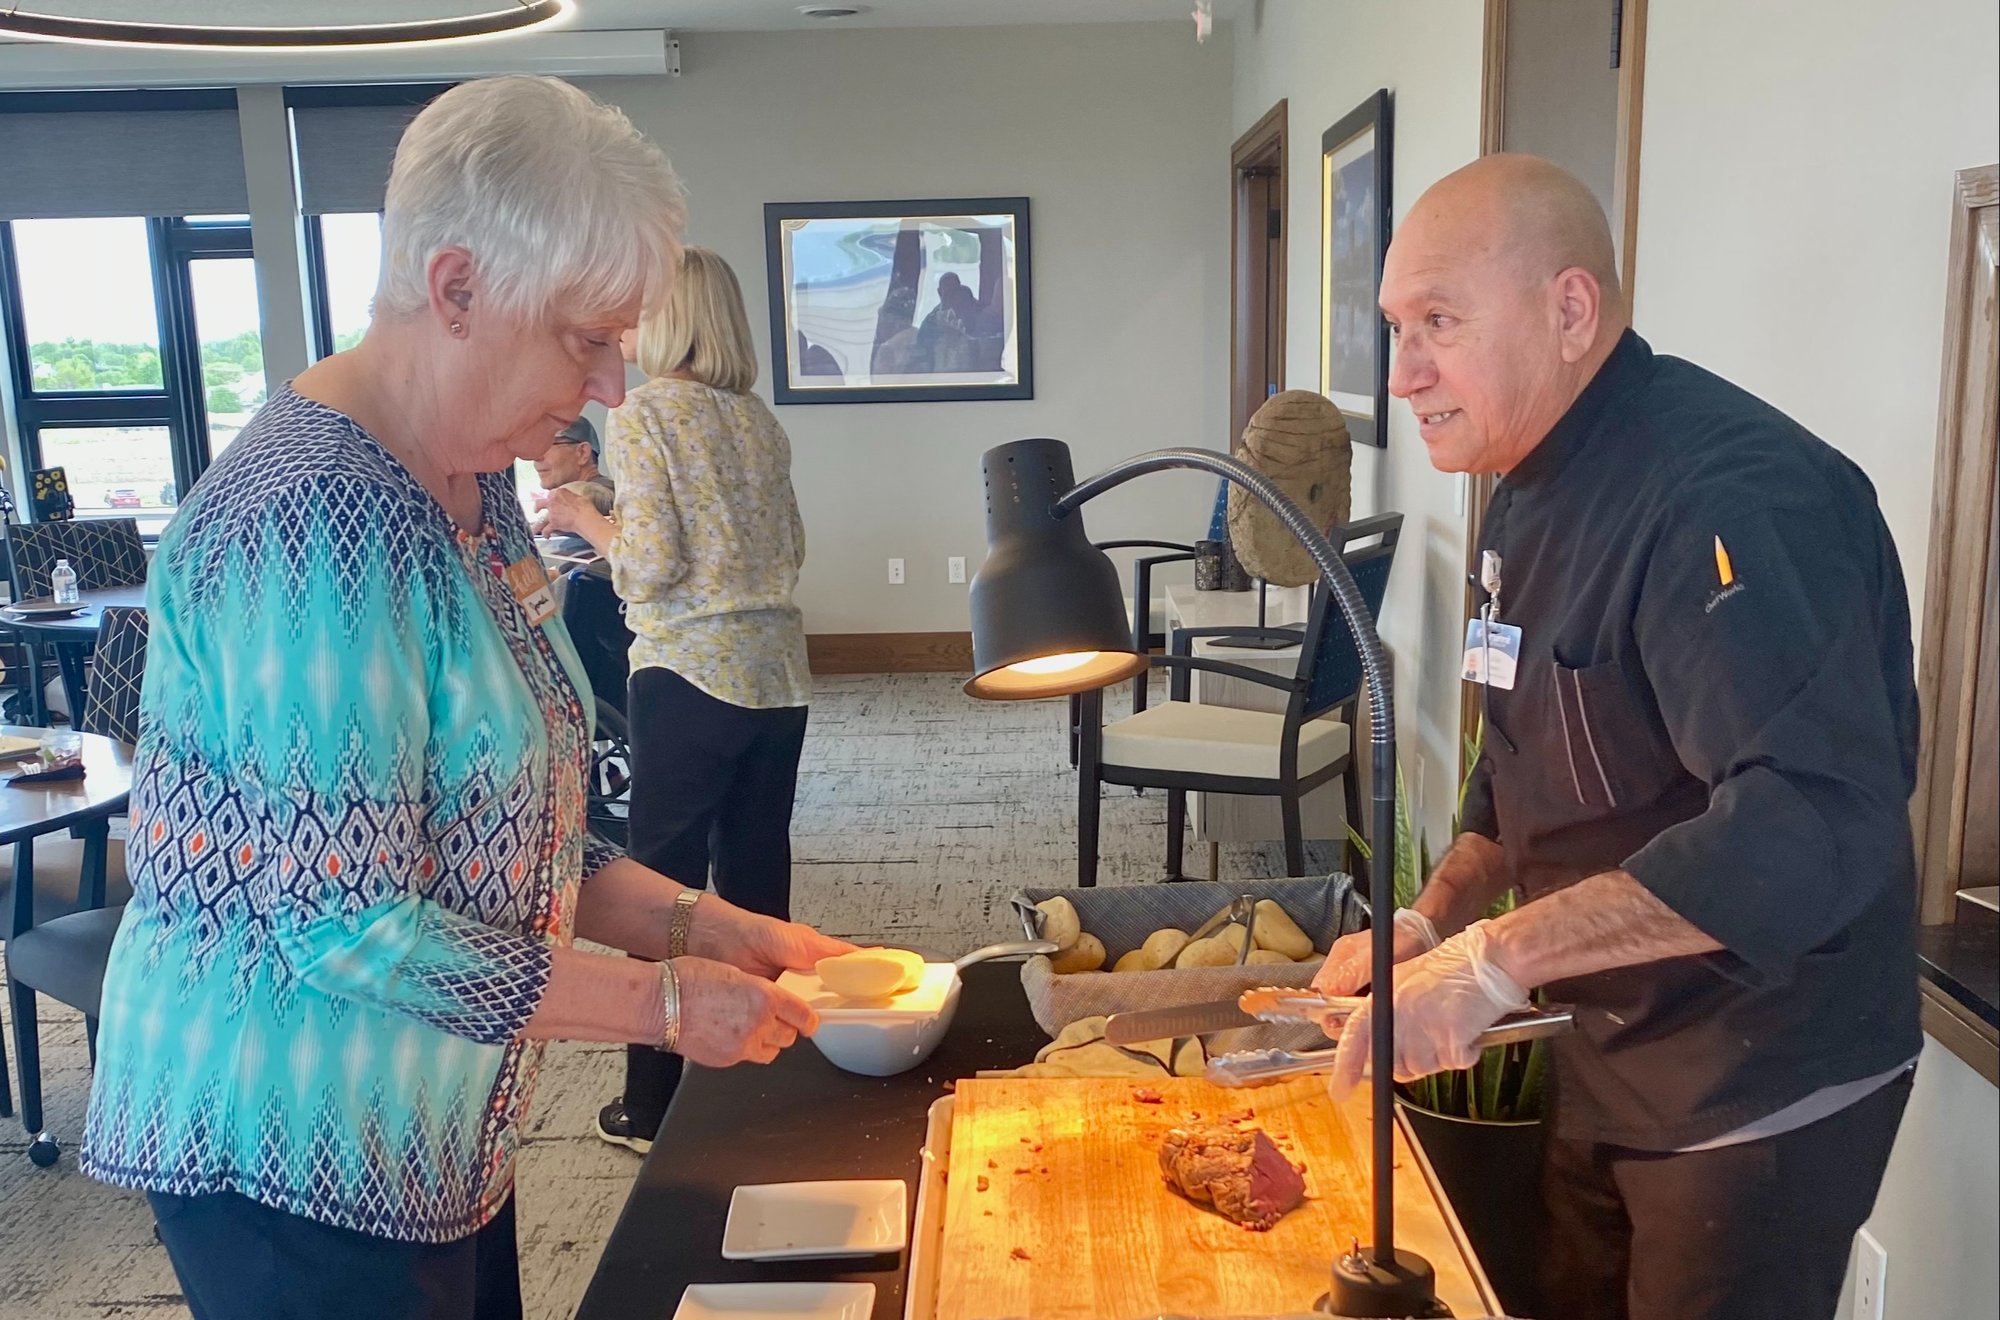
top-left (1460, 331), bottom-right (1922, 1150)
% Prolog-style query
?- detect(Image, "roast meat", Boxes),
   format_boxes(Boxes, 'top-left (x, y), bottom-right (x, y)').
top-left (1157, 1124), bottom-right (1305, 1231)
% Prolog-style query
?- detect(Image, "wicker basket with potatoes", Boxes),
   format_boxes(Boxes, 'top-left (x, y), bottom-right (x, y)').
top-left (1010, 877), bottom-right (1367, 1055)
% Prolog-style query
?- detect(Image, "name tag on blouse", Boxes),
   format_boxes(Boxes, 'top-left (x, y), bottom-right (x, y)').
top-left (504, 556), bottom-right (559, 625)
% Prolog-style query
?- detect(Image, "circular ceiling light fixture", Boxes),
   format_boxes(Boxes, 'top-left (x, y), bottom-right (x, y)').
top-left (0, 1), bottom-right (573, 49)
top-left (796, 4), bottom-right (869, 19)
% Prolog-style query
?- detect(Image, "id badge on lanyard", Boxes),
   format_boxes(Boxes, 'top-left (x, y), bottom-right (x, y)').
top-left (1463, 550), bottom-right (1522, 690)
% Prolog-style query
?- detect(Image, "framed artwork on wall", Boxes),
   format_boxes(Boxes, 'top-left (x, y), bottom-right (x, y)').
top-left (762, 197), bottom-right (1033, 405)
top-left (1320, 89), bottom-right (1393, 447)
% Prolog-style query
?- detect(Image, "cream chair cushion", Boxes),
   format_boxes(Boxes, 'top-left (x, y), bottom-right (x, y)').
top-left (1099, 700), bottom-right (1351, 780)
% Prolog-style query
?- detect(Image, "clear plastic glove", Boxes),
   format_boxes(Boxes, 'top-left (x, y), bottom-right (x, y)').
top-left (1311, 908), bottom-right (1440, 997)
top-left (670, 957), bottom-right (820, 1067)
top-left (1327, 920), bottom-right (1529, 1098)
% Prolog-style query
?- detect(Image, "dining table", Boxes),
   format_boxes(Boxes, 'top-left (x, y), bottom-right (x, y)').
top-left (577, 962), bottom-right (1042, 1320)
top-left (0, 584), bottom-right (145, 727)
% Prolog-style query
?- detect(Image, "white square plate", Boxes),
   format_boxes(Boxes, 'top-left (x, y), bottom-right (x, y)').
top-left (720, 1180), bottom-right (909, 1261)
top-left (674, 1283), bottom-right (877, 1320)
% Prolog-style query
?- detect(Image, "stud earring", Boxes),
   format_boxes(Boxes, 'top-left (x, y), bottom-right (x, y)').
top-left (449, 320), bottom-right (466, 337)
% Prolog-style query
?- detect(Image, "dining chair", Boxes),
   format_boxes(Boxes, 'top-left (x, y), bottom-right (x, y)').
top-left (1065, 538), bottom-right (1197, 768)
top-left (4, 605), bottom-right (146, 1166)
top-left (1073, 513), bottom-right (1401, 886)
top-left (4, 516), bottom-right (148, 601)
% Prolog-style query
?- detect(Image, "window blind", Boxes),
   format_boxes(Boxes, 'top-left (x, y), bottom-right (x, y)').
top-left (0, 103), bottom-right (249, 221)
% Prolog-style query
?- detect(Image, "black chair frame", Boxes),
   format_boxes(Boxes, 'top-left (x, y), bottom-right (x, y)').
top-left (1075, 513), bottom-right (1402, 886)
top-left (1066, 539), bottom-right (1196, 767)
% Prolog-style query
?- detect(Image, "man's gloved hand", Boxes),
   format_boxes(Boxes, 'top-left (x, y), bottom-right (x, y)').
top-left (1311, 908), bottom-right (1441, 997)
top-left (1327, 920), bottom-right (1530, 1098)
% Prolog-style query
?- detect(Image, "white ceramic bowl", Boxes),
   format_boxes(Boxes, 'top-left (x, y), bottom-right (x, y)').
top-left (778, 963), bottom-right (963, 1077)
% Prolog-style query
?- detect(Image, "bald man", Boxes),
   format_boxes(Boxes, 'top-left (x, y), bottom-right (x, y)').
top-left (1315, 156), bottom-right (1919, 1320)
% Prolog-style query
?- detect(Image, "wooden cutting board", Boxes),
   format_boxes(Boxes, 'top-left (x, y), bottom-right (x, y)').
top-left (935, 1076), bottom-right (1494, 1320)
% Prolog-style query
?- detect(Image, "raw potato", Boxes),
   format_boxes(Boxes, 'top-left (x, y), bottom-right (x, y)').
top-left (1251, 899), bottom-right (1315, 960)
top-left (1141, 928), bottom-right (1191, 967)
top-left (1295, 952), bottom-right (1324, 964)
top-left (816, 947), bottom-right (926, 999)
top-left (1175, 935), bottom-right (1240, 970)
top-left (1112, 948), bottom-right (1160, 974)
top-left (1050, 931), bottom-right (1107, 974)
top-left (1245, 948), bottom-right (1293, 966)
top-left (1035, 896), bottom-right (1082, 952)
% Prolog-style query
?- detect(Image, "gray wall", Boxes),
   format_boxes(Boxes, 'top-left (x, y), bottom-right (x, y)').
top-left (588, 23), bottom-right (1234, 634)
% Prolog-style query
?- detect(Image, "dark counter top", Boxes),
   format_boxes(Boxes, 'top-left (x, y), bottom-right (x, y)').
top-left (578, 962), bottom-right (1047, 1320)
top-left (1917, 922), bottom-right (2000, 1031)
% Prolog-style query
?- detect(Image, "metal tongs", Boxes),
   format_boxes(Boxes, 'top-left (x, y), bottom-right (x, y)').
top-left (1203, 988), bottom-right (1574, 1089)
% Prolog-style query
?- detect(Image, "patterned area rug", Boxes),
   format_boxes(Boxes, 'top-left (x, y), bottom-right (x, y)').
top-left (0, 672), bottom-right (1331, 1318)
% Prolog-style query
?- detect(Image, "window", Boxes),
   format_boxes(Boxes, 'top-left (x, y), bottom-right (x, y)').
top-left (12, 217), bottom-right (164, 393)
top-left (305, 210), bottom-right (382, 360)
top-left (0, 214), bottom-right (256, 534)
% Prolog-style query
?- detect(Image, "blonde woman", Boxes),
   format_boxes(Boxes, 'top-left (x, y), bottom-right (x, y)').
top-left (544, 247), bottom-right (811, 1153)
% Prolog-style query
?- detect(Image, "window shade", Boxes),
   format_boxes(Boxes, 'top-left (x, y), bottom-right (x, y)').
top-left (292, 103), bottom-right (423, 216)
top-left (0, 107), bottom-right (248, 221)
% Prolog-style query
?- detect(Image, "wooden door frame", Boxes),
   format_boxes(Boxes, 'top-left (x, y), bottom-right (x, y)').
top-left (1459, 0), bottom-right (1647, 771)
top-left (1230, 100), bottom-right (1288, 448)
top-left (1912, 164), bottom-right (1999, 927)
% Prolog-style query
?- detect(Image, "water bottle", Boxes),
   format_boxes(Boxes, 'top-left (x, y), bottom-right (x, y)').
top-left (51, 558), bottom-right (78, 606)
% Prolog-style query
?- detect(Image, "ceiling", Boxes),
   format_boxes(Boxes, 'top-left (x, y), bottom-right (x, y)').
top-left (11, 1), bottom-right (1201, 33)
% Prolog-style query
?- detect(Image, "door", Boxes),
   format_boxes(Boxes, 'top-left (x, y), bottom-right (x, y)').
top-left (1461, 0), bottom-right (1648, 767)
top-left (1231, 101), bottom-right (1287, 448)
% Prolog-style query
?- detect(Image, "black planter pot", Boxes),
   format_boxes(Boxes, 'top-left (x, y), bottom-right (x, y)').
top-left (1398, 1100), bottom-right (1547, 1318)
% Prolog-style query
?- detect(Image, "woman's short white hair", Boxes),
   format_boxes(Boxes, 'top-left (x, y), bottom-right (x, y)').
top-left (375, 76), bottom-right (685, 325)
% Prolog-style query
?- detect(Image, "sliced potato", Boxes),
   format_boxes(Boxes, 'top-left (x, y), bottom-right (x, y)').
top-left (1034, 896), bottom-right (1082, 952)
top-left (1050, 931), bottom-right (1107, 974)
top-left (1112, 948), bottom-right (1160, 974)
top-left (1174, 935), bottom-right (1239, 969)
top-left (1141, 927), bottom-right (1191, 967)
top-left (1251, 899), bottom-right (1315, 960)
top-left (816, 947), bottom-right (926, 998)
top-left (1245, 948), bottom-right (1293, 965)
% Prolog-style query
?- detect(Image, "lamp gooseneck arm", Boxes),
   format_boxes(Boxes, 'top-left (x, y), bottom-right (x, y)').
top-left (1056, 446), bottom-right (1403, 1268)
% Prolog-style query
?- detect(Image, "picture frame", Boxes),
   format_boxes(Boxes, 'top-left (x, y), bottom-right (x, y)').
top-left (763, 197), bottom-right (1034, 405)
top-left (1320, 90), bottom-right (1393, 447)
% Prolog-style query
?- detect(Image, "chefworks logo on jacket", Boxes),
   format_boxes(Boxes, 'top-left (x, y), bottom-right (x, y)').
top-left (1706, 535), bottom-right (1746, 614)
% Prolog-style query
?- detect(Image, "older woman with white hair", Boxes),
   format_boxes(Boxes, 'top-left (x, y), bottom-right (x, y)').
top-left (80, 78), bottom-right (848, 1319)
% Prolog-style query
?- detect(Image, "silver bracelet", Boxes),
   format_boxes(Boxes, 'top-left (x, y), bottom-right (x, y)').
top-left (667, 889), bottom-right (701, 961)
top-left (657, 959), bottom-right (682, 1054)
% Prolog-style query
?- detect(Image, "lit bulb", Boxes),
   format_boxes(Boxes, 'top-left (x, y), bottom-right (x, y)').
top-left (1008, 651), bottom-right (1101, 675)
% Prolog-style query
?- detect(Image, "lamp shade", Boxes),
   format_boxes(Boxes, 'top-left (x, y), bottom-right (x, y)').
top-left (965, 438), bottom-right (1148, 700)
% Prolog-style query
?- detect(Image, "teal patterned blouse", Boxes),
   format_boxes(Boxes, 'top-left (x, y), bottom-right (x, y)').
top-left (82, 389), bottom-right (622, 1243)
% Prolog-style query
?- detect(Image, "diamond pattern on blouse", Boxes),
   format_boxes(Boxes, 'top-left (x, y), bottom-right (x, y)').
top-left (81, 388), bottom-right (615, 1244)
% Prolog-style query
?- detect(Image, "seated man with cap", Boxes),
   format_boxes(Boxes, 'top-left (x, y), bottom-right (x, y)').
top-left (533, 415), bottom-right (617, 574)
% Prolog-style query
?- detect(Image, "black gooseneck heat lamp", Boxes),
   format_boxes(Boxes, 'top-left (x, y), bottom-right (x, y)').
top-left (965, 437), bottom-right (1441, 1319)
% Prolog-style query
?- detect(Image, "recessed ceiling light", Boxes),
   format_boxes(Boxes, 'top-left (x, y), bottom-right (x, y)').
top-left (797, 4), bottom-right (868, 19)
top-left (0, 1), bottom-right (571, 49)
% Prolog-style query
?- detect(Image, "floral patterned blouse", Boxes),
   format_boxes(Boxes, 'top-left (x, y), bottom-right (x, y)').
top-left (604, 376), bottom-right (810, 709)
top-left (82, 389), bottom-right (622, 1243)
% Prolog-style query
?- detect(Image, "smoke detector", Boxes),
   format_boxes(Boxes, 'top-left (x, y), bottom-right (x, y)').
top-left (798, 4), bottom-right (868, 17)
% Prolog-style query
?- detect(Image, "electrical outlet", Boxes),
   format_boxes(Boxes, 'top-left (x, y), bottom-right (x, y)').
top-left (887, 558), bottom-right (905, 585)
top-left (948, 556), bottom-right (967, 584)
top-left (1854, 1228), bottom-right (1887, 1320)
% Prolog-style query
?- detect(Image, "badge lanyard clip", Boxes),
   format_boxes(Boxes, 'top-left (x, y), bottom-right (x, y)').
top-left (1468, 551), bottom-right (1519, 754)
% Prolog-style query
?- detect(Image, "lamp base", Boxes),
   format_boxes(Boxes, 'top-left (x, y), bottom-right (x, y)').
top-left (1315, 1246), bottom-right (1451, 1318)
